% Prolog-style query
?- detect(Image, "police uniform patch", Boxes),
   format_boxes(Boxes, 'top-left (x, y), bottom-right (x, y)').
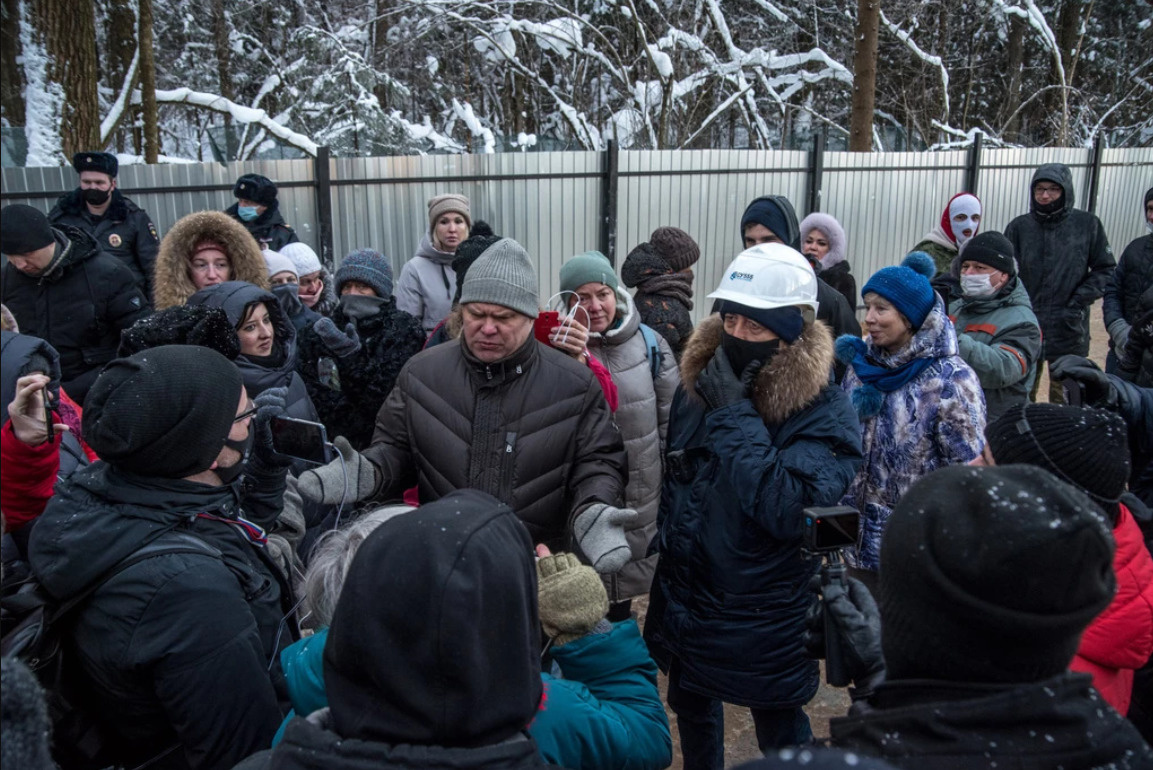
top-left (148, 223), bottom-right (158, 241)
top-left (109, 233), bottom-right (122, 248)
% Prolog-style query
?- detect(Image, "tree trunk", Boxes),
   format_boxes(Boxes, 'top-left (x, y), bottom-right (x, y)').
top-left (372, 0), bottom-right (392, 110)
top-left (0, 0), bottom-right (25, 128)
top-left (105, 0), bottom-right (137, 151)
top-left (39, 0), bottom-right (100, 155)
top-left (210, 0), bottom-right (235, 159)
top-left (848, 0), bottom-right (880, 151)
top-left (1002, 14), bottom-right (1026, 143)
top-left (139, 0), bottom-right (159, 163)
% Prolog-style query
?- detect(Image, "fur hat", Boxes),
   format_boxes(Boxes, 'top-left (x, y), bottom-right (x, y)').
top-left (648, 227), bottom-right (700, 272)
top-left (336, 249), bottom-right (393, 297)
top-left (459, 238), bottom-right (539, 318)
top-left (798, 212), bottom-right (848, 271)
top-left (72, 151), bottom-right (118, 178)
top-left (234, 174), bottom-right (278, 207)
top-left (861, 252), bottom-right (937, 330)
top-left (153, 211), bottom-right (269, 310)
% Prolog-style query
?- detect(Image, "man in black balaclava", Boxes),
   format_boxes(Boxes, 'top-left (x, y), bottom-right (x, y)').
top-left (1005, 163), bottom-right (1115, 404)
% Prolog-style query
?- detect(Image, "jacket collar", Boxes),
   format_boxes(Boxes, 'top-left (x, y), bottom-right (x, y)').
top-left (461, 333), bottom-right (538, 385)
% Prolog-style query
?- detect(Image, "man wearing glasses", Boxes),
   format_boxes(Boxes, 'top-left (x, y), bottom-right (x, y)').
top-left (1006, 163), bottom-right (1115, 403)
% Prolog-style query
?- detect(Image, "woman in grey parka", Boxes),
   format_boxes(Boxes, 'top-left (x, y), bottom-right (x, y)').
top-left (394, 194), bottom-right (471, 334)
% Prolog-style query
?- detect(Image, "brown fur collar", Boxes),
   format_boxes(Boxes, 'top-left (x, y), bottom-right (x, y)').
top-left (681, 315), bottom-right (834, 425)
top-left (153, 211), bottom-right (269, 310)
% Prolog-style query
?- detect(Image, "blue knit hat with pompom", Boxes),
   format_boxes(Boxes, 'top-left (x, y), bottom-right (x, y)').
top-left (861, 252), bottom-right (937, 330)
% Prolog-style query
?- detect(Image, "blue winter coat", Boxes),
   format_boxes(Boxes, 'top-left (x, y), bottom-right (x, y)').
top-left (644, 316), bottom-right (863, 709)
top-left (274, 620), bottom-right (672, 770)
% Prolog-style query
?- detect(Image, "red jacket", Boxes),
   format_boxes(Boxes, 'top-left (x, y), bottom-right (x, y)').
top-left (1, 420), bottom-right (61, 531)
top-left (1071, 503), bottom-right (1153, 715)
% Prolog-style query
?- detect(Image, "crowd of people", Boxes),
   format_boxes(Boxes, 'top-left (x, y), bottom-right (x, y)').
top-left (1, 152), bottom-right (1151, 770)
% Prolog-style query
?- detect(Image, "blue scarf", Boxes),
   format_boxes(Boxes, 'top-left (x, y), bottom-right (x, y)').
top-left (841, 336), bottom-right (935, 419)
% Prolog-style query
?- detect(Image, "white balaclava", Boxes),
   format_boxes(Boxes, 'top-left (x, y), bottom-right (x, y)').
top-left (949, 194), bottom-right (982, 249)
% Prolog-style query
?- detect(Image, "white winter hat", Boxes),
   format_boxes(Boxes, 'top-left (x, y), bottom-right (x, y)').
top-left (263, 249), bottom-right (298, 280)
top-left (280, 242), bottom-right (323, 276)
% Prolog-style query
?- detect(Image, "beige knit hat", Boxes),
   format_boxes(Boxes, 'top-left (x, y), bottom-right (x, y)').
top-left (427, 194), bottom-right (472, 233)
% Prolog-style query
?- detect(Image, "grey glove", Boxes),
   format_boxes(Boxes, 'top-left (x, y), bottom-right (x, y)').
top-left (1050, 354), bottom-right (1116, 407)
top-left (251, 387), bottom-right (294, 468)
top-left (313, 317), bottom-right (361, 358)
top-left (1107, 318), bottom-right (1132, 353)
top-left (297, 436), bottom-right (379, 504)
top-left (696, 348), bottom-right (758, 410)
top-left (573, 503), bottom-right (637, 574)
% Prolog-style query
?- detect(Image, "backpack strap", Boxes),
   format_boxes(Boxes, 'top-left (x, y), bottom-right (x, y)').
top-left (639, 323), bottom-right (663, 381)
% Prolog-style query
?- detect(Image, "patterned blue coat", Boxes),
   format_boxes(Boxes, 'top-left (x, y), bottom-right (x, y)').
top-left (839, 298), bottom-right (986, 571)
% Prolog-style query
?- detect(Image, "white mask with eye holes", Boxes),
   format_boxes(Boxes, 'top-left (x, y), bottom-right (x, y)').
top-left (949, 194), bottom-right (982, 248)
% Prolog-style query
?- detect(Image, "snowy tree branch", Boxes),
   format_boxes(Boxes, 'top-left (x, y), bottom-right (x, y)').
top-left (153, 88), bottom-right (319, 155)
top-left (101, 46), bottom-right (141, 144)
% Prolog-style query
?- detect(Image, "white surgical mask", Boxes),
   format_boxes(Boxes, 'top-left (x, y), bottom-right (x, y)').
top-left (961, 273), bottom-right (997, 297)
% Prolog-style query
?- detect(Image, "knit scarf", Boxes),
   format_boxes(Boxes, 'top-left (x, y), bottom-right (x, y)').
top-left (635, 271), bottom-right (694, 309)
top-left (842, 336), bottom-right (934, 419)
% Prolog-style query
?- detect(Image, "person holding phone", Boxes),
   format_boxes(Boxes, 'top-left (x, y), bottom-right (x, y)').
top-left (644, 243), bottom-right (863, 763)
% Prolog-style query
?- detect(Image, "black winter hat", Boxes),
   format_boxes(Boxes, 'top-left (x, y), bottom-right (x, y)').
top-left (325, 489), bottom-right (541, 747)
top-left (1, 657), bottom-right (54, 770)
top-left (72, 151), bottom-right (118, 178)
top-left (83, 345), bottom-right (244, 479)
top-left (986, 403), bottom-right (1131, 505)
top-left (879, 465), bottom-right (1115, 685)
top-left (451, 221), bottom-right (501, 305)
top-left (234, 174), bottom-right (278, 207)
top-left (1, 204), bottom-right (55, 256)
top-left (118, 304), bottom-right (241, 360)
top-left (961, 231), bottom-right (1017, 276)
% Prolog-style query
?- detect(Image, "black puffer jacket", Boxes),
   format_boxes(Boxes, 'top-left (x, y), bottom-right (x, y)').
top-left (49, 188), bottom-right (160, 299)
top-left (296, 297), bottom-right (426, 450)
top-left (27, 463), bottom-right (296, 770)
top-left (363, 336), bottom-right (628, 550)
top-left (188, 281), bottom-right (319, 422)
top-left (831, 673), bottom-right (1153, 769)
top-left (225, 201), bottom-right (299, 252)
top-left (1005, 164), bottom-right (1116, 358)
top-left (0, 225), bottom-right (149, 403)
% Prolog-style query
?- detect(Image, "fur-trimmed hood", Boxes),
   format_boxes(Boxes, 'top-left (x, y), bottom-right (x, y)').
top-left (680, 315), bottom-right (834, 425)
top-left (799, 212), bottom-right (848, 271)
top-left (153, 210), bottom-right (269, 310)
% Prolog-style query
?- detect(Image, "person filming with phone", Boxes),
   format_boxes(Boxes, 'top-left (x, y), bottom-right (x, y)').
top-left (643, 242), bottom-right (863, 764)
top-left (297, 238), bottom-right (632, 573)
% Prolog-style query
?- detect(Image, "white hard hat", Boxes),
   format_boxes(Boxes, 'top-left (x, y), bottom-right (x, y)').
top-left (707, 243), bottom-right (820, 322)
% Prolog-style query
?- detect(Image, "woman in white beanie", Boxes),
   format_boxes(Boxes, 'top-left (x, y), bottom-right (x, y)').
top-left (280, 242), bottom-right (337, 318)
top-left (395, 194), bottom-right (472, 335)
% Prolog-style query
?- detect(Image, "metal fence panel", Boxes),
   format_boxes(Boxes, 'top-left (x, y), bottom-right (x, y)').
top-left (1097, 147), bottom-right (1153, 252)
top-left (976, 147), bottom-right (1090, 235)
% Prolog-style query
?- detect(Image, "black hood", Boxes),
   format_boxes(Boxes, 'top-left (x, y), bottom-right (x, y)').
top-left (38, 224), bottom-right (99, 282)
top-left (187, 280), bottom-right (298, 386)
top-left (1030, 163), bottom-right (1075, 220)
top-left (324, 490), bottom-right (542, 747)
top-left (1, 330), bottom-right (61, 423)
top-left (740, 195), bottom-right (801, 250)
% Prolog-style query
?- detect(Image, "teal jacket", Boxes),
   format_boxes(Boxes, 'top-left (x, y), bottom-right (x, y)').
top-left (275, 620), bottom-right (672, 770)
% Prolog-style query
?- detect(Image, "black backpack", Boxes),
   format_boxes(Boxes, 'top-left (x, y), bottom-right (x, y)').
top-left (1, 531), bottom-right (221, 769)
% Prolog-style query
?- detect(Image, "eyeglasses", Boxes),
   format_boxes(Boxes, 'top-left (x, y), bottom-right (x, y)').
top-left (234, 401), bottom-right (258, 423)
top-left (1034, 184), bottom-right (1062, 196)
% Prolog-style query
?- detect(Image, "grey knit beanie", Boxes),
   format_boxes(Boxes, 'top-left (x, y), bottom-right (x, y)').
top-left (458, 238), bottom-right (539, 318)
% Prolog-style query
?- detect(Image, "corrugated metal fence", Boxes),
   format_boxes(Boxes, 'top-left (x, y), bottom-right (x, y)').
top-left (3, 145), bottom-right (1150, 320)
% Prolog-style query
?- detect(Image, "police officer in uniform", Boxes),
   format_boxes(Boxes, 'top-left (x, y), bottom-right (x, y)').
top-left (225, 174), bottom-right (299, 252)
top-left (49, 152), bottom-right (160, 304)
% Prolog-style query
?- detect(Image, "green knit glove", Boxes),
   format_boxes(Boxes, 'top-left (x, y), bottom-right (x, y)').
top-left (536, 553), bottom-right (609, 646)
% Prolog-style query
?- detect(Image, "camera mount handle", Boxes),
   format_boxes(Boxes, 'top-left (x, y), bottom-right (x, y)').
top-left (821, 550), bottom-right (852, 687)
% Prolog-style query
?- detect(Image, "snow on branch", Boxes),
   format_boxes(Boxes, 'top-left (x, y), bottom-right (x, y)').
top-left (879, 10), bottom-right (949, 120)
top-left (101, 45), bottom-right (140, 144)
top-left (153, 88), bottom-right (319, 155)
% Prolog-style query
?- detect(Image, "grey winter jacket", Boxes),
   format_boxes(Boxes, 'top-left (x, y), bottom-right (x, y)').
top-left (1005, 164), bottom-right (1115, 358)
top-left (395, 234), bottom-right (457, 334)
top-left (948, 277), bottom-right (1042, 423)
top-left (363, 335), bottom-right (628, 550)
top-left (587, 290), bottom-right (679, 600)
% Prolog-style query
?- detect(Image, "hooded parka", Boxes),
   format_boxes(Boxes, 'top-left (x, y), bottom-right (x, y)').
top-left (644, 316), bottom-right (863, 708)
top-left (395, 234), bottom-right (458, 334)
top-left (1005, 163), bottom-right (1115, 359)
top-left (153, 211), bottom-right (270, 310)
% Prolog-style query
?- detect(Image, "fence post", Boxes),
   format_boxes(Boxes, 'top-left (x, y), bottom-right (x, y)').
top-left (964, 132), bottom-right (983, 195)
top-left (1087, 134), bottom-right (1104, 215)
top-left (600, 140), bottom-right (619, 264)
top-left (806, 132), bottom-right (826, 214)
top-left (314, 146), bottom-right (335, 269)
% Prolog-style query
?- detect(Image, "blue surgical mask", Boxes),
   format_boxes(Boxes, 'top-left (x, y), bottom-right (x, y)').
top-left (237, 205), bottom-right (260, 222)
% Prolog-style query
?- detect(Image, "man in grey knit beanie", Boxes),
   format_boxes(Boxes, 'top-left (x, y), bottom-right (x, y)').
top-left (300, 238), bottom-right (638, 577)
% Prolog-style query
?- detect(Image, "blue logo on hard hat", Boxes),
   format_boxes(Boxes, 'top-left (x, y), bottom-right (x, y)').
top-left (730, 271), bottom-right (754, 281)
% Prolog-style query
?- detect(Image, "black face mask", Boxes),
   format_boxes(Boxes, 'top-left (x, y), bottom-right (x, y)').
top-left (721, 332), bottom-right (781, 377)
top-left (82, 188), bottom-right (111, 206)
top-left (1032, 192), bottom-right (1064, 218)
top-left (215, 429), bottom-right (254, 485)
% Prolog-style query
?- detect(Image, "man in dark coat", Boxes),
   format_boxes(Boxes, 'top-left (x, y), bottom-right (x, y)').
top-left (226, 173), bottom-right (300, 252)
top-left (1005, 163), bottom-right (1115, 403)
top-left (27, 345), bottom-right (298, 770)
top-left (48, 151), bottom-right (160, 301)
top-left (1, 204), bottom-right (149, 403)
top-left (815, 465), bottom-right (1153, 769)
top-left (644, 243), bottom-right (862, 765)
top-left (297, 238), bottom-right (633, 572)
top-left (1103, 186), bottom-right (1153, 374)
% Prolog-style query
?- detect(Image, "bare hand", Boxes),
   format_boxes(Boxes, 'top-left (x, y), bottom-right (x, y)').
top-left (535, 543), bottom-right (552, 559)
top-left (7, 374), bottom-right (68, 446)
top-left (550, 315), bottom-right (590, 362)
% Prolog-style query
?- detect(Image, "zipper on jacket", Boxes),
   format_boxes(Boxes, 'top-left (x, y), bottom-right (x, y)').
top-left (505, 432), bottom-right (517, 454)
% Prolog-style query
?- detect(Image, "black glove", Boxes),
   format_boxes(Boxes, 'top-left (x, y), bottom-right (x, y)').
top-left (313, 317), bottom-right (361, 358)
top-left (1128, 308), bottom-right (1153, 350)
top-left (696, 348), bottom-right (759, 410)
top-left (1050, 354), bottom-right (1116, 407)
top-left (251, 387), bottom-right (295, 468)
top-left (804, 573), bottom-right (885, 700)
